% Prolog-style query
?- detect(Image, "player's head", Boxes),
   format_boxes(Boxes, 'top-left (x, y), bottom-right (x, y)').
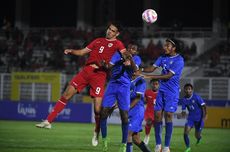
top-left (132, 70), bottom-right (141, 80)
top-left (184, 83), bottom-right (193, 97)
top-left (127, 41), bottom-right (138, 55)
top-left (106, 21), bottom-right (123, 39)
top-left (164, 38), bottom-right (179, 55)
top-left (150, 79), bottom-right (159, 92)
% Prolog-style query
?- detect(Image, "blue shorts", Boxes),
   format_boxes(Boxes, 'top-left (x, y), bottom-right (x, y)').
top-left (154, 90), bottom-right (179, 113)
top-left (102, 81), bottom-right (130, 111)
top-left (185, 119), bottom-right (204, 132)
top-left (128, 105), bottom-right (144, 133)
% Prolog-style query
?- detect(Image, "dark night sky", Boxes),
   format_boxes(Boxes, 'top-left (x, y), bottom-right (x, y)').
top-left (0, 0), bottom-right (214, 28)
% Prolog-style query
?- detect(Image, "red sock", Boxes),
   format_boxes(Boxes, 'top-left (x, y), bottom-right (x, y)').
top-left (47, 96), bottom-right (67, 123)
top-left (94, 115), bottom-right (100, 133)
top-left (145, 124), bottom-right (151, 135)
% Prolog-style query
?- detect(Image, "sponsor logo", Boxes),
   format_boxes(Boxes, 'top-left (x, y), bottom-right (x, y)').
top-left (108, 43), bottom-right (113, 47)
top-left (17, 103), bottom-right (36, 117)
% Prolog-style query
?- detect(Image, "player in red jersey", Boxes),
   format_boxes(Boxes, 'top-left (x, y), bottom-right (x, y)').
top-left (143, 79), bottom-right (159, 145)
top-left (36, 22), bottom-right (126, 147)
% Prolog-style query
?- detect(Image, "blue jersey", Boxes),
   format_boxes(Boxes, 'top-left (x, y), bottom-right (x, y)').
top-left (110, 51), bottom-right (141, 84)
top-left (130, 76), bottom-right (146, 108)
top-left (153, 54), bottom-right (184, 94)
top-left (180, 93), bottom-right (205, 121)
top-left (102, 52), bottom-right (142, 111)
top-left (128, 76), bottom-right (146, 133)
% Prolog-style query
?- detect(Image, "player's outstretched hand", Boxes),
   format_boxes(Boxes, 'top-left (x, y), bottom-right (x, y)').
top-left (122, 51), bottom-right (132, 60)
top-left (64, 49), bottom-right (72, 54)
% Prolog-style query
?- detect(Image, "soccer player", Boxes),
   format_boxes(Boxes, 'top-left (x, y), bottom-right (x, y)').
top-left (141, 38), bottom-right (184, 152)
top-left (100, 42), bottom-right (141, 152)
top-left (143, 79), bottom-right (159, 145)
top-left (178, 83), bottom-right (207, 152)
top-left (35, 22), bottom-right (126, 147)
top-left (126, 74), bottom-right (151, 152)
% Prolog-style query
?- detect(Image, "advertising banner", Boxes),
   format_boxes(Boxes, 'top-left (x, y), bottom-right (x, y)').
top-left (0, 101), bottom-right (92, 123)
top-left (11, 72), bottom-right (61, 101)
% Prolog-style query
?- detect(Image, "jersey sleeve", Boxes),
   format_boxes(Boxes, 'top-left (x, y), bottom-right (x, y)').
top-left (86, 38), bottom-right (99, 51)
top-left (116, 40), bottom-right (126, 53)
top-left (110, 51), bottom-right (122, 65)
top-left (134, 56), bottom-right (142, 69)
top-left (153, 56), bottom-right (162, 67)
top-left (180, 99), bottom-right (186, 111)
top-left (135, 80), bottom-right (146, 95)
top-left (196, 94), bottom-right (205, 106)
top-left (169, 57), bottom-right (184, 75)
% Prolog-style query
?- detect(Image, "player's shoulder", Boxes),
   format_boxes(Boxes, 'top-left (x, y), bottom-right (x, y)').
top-left (91, 37), bottom-right (104, 43)
top-left (193, 92), bottom-right (202, 99)
top-left (133, 55), bottom-right (142, 61)
top-left (180, 97), bottom-right (186, 103)
top-left (176, 54), bottom-right (184, 62)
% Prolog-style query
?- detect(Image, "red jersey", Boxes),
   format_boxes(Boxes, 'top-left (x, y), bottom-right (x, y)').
top-left (144, 89), bottom-right (157, 120)
top-left (86, 38), bottom-right (125, 66)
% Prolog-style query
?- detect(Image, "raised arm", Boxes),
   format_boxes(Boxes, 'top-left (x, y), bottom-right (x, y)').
top-left (144, 71), bottom-right (174, 80)
top-left (141, 66), bottom-right (157, 73)
top-left (64, 48), bottom-right (91, 56)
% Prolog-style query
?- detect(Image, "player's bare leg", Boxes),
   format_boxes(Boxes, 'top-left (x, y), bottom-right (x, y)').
top-left (92, 97), bottom-right (102, 146)
top-left (36, 85), bottom-right (77, 129)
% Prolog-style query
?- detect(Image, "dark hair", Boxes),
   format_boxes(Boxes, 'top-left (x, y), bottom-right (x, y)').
top-left (184, 83), bottom-right (193, 89)
top-left (166, 38), bottom-right (179, 51)
top-left (108, 21), bottom-right (123, 32)
top-left (150, 79), bottom-right (159, 83)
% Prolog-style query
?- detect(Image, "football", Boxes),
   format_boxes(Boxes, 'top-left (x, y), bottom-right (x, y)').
top-left (142, 9), bottom-right (158, 24)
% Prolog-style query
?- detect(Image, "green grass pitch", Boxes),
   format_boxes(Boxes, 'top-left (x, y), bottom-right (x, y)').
top-left (0, 120), bottom-right (230, 152)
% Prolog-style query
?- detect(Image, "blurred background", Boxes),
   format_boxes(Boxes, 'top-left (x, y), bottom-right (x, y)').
top-left (0, 0), bottom-right (229, 128)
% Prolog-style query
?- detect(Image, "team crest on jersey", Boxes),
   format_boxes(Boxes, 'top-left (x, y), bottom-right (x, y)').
top-left (192, 100), bottom-right (195, 103)
top-left (108, 43), bottom-right (113, 47)
top-left (170, 61), bottom-right (173, 64)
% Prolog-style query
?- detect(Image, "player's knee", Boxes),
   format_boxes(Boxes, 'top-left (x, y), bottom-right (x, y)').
top-left (165, 112), bottom-right (173, 121)
top-left (146, 120), bottom-right (153, 126)
top-left (62, 86), bottom-right (76, 100)
top-left (155, 112), bottom-right (162, 121)
top-left (100, 108), bottom-right (109, 119)
top-left (120, 110), bottom-right (128, 124)
top-left (132, 133), bottom-right (141, 145)
top-left (94, 108), bottom-right (101, 115)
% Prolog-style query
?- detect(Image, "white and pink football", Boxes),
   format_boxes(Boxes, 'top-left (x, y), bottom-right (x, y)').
top-left (142, 9), bottom-right (158, 24)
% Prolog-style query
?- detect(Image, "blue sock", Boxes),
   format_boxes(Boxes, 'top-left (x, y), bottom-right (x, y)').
top-left (154, 121), bottom-right (162, 145)
top-left (184, 133), bottom-right (190, 148)
top-left (165, 122), bottom-right (173, 147)
top-left (121, 122), bottom-right (128, 143)
top-left (100, 118), bottom-right (107, 138)
top-left (126, 142), bottom-right (133, 152)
